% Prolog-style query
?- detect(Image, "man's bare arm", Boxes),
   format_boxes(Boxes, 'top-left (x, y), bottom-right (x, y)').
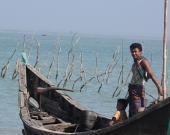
top-left (141, 59), bottom-right (163, 96)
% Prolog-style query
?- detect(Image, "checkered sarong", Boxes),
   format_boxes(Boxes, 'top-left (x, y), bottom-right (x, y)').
top-left (128, 84), bottom-right (148, 118)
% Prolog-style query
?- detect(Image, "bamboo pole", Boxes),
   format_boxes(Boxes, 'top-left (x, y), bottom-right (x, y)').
top-left (162, 0), bottom-right (168, 99)
top-left (34, 40), bottom-right (40, 68)
top-left (80, 53), bottom-right (83, 81)
top-left (1, 38), bottom-right (21, 78)
top-left (47, 51), bottom-right (56, 79)
top-left (22, 35), bottom-right (26, 52)
top-left (121, 39), bottom-right (124, 84)
top-left (12, 58), bottom-right (20, 80)
top-left (56, 39), bottom-right (61, 80)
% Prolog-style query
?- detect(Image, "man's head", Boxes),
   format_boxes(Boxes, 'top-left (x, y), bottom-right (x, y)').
top-left (116, 99), bottom-right (128, 111)
top-left (130, 43), bottom-right (142, 59)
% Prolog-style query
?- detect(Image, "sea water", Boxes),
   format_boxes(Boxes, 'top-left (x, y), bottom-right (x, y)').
top-left (0, 31), bottom-right (169, 135)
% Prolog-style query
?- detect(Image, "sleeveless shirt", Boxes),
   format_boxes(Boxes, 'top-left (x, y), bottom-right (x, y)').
top-left (130, 59), bottom-right (147, 85)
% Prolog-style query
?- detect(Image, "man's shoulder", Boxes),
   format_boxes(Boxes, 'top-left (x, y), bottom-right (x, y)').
top-left (140, 58), bottom-right (149, 66)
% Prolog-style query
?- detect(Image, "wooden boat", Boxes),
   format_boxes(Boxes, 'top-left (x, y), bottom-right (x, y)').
top-left (19, 62), bottom-right (170, 135)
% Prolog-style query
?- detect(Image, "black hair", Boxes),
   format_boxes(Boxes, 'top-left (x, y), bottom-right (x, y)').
top-left (130, 43), bottom-right (142, 52)
top-left (117, 99), bottom-right (128, 108)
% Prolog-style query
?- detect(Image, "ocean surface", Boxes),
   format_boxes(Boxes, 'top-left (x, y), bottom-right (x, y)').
top-left (0, 30), bottom-right (170, 135)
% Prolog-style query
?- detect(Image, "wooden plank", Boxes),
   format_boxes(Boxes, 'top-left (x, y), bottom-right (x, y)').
top-left (55, 117), bottom-right (70, 124)
top-left (31, 115), bottom-right (39, 120)
top-left (40, 95), bottom-right (60, 108)
top-left (27, 65), bottom-right (55, 87)
top-left (40, 95), bottom-right (65, 117)
top-left (23, 118), bottom-right (43, 127)
top-left (20, 107), bottom-right (30, 119)
top-left (43, 102), bottom-right (63, 117)
top-left (18, 92), bottom-right (25, 108)
top-left (43, 123), bottom-right (77, 132)
top-left (19, 62), bottom-right (27, 94)
top-left (39, 116), bottom-right (56, 124)
top-left (40, 93), bottom-right (86, 123)
top-left (30, 111), bottom-right (48, 117)
top-left (58, 92), bottom-right (86, 110)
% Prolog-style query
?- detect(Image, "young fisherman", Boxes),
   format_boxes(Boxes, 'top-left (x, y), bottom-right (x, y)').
top-left (128, 43), bottom-right (163, 117)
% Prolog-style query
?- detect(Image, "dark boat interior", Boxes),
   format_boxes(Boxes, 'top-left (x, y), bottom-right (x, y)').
top-left (24, 65), bottom-right (110, 133)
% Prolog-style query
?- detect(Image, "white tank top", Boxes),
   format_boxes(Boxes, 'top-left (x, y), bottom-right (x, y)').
top-left (130, 59), bottom-right (146, 85)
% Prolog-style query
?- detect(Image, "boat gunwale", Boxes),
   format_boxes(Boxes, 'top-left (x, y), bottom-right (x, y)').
top-left (95, 97), bottom-right (170, 134)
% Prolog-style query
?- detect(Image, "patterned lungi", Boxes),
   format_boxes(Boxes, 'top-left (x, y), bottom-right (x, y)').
top-left (128, 84), bottom-right (148, 118)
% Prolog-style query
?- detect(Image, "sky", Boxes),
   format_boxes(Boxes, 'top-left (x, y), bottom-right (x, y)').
top-left (0, 1), bottom-right (169, 37)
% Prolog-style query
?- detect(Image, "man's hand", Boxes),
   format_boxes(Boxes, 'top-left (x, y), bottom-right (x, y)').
top-left (158, 86), bottom-right (163, 96)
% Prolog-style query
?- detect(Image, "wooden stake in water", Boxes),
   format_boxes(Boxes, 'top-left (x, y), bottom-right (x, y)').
top-left (47, 51), bottom-right (56, 79)
top-left (1, 38), bottom-right (21, 78)
top-left (28, 30), bottom-right (36, 60)
top-left (121, 38), bottom-right (124, 84)
top-left (34, 40), bottom-right (40, 68)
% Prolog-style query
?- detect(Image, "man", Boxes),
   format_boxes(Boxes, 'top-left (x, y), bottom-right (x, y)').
top-left (128, 43), bottom-right (163, 117)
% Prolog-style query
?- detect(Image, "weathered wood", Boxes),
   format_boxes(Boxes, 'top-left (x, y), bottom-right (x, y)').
top-left (30, 111), bottom-right (58, 124)
top-left (27, 65), bottom-right (55, 87)
top-left (30, 111), bottom-right (48, 117)
top-left (44, 123), bottom-right (77, 132)
top-left (40, 95), bottom-right (65, 118)
top-left (43, 102), bottom-right (64, 117)
top-left (40, 95), bottom-right (60, 108)
top-left (19, 63), bottom-right (27, 94)
top-left (20, 107), bottom-right (30, 119)
top-left (37, 87), bottom-right (74, 93)
top-left (57, 91), bottom-right (86, 110)
top-left (31, 115), bottom-right (39, 120)
top-left (18, 92), bottom-right (25, 108)
top-left (39, 116), bottom-right (56, 124)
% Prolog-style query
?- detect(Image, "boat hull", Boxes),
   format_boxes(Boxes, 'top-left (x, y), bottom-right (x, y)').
top-left (96, 98), bottom-right (170, 135)
top-left (18, 62), bottom-right (170, 135)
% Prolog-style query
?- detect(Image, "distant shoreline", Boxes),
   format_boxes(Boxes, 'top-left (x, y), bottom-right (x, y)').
top-left (0, 29), bottom-right (168, 40)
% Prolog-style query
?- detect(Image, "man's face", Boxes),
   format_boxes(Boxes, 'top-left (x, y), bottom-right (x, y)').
top-left (130, 48), bottom-right (142, 59)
